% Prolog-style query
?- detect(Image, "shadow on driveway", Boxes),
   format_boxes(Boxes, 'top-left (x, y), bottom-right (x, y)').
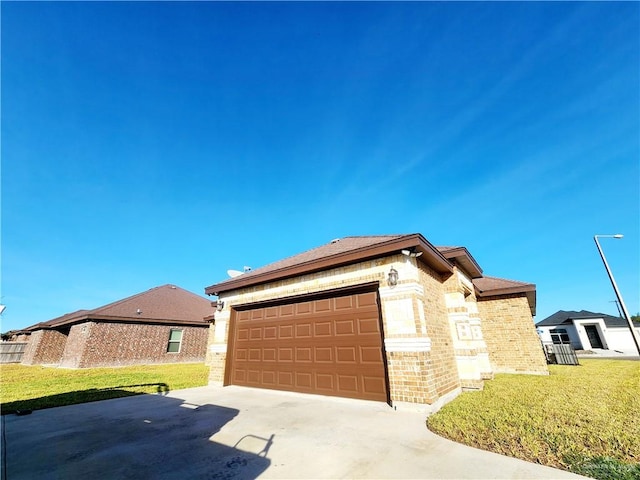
top-left (2, 390), bottom-right (272, 480)
top-left (1, 383), bottom-right (171, 415)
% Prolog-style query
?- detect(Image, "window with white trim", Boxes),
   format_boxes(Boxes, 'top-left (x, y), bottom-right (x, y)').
top-left (550, 328), bottom-right (570, 345)
top-left (167, 329), bottom-right (183, 353)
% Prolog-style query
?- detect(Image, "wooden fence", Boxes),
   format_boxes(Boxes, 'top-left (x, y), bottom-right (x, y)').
top-left (0, 342), bottom-right (27, 364)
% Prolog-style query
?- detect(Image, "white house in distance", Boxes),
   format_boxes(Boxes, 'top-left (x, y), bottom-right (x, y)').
top-left (536, 310), bottom-right (640, 354)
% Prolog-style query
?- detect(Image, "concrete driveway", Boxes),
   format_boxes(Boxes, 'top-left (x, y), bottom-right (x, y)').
top-left (2, 385), bottom-right (586, 479)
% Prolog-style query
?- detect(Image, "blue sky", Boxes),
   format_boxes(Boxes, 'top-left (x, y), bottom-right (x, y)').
top-left (2, 2), bottom-right (638, 332)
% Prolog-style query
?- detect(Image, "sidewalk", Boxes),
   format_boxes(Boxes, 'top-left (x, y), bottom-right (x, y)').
top-left (576, 348), bottom-right (640, 360)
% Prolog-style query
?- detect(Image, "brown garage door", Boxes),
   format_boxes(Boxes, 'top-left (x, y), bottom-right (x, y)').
top-left (227, 287), bottom-right (388, 402)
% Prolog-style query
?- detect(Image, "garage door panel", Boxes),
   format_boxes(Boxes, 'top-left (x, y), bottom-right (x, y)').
top-left (295, 347), bottom-right (312, 362)
top-left (250, 328), bottom-right (262, 340)
top-left (335, 320), bottom-right (355, 335)
top-left (363, 376), bottom-right (386, 394)
top-left (296, 302), bottom-right (313, 315)
top-left (279, 325), bottom-right (293, 339)
top-left (230, 288), bottom-right (388, 402)
top-left (316, 374), bottom-right (334, 390)
top-left (314, 322), bottom-right (332, 336)
top-left (314, 299), bottom-right (332, 312)
top-left (296, 323), bottom-right (312, 337)
top-left (335, 296), bottom-right (354, 310)
top-left (280, 305), bottom-right (295, 316)
top-left (314, 347), bottom-right (332, 362)
top-left (358, 318), bottom-right (381, 334)
top-left (337, 375), bottom-right (358, 393)
top-left (278, 371), bottom-right (293, 386)
top-left (248, 349), bottom-right (261, 361)
top-left (262, 371), bottom-right (276, 386)
top-left (360, 346), bottom-right (383, 363)
top-left (263, 348), bottom-right (276, 361)
top-left (357, 292), bottom-right (377, 307)
top-left (336, 347), bottom-right (356, 363)
top-left (278, 348), bottom-right (293, 362)
top-left (296, 372), bottom-right (313, 388)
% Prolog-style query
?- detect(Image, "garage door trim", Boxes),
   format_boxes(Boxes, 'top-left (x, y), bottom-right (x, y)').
top-left (231, 281), bottom-right (381, 311)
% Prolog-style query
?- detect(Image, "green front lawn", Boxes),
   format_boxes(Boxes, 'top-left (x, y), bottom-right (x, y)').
top-left (427, 359), bottom-right (640, 480)
top-left (0, 363), bottom-right (209, 414)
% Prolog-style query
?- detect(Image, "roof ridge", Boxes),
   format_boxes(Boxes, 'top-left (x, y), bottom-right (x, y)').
top-left (238, 235), bottom-right (412, 278)
top-left (339, 234), bottom-right (409, 239)
top-left (89, 286), bottom-right (165, 314)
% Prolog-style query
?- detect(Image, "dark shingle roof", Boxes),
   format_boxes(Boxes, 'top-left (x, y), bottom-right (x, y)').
top-left (536, 310), bottom-right (626, 327)
top-left (25, 285), bottom-right (213, 330)
top-left (238, 235), bottom-right (406, 278)
top-left (205, 234), bottom-right (455, 295)
top-left (473, 276), bottom-right (535, 295)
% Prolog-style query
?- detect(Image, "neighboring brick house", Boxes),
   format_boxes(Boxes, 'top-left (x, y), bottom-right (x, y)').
top-left (21, 285), bottom-right (213, 368)
top-left (205, 234), bottom-right (547, 411)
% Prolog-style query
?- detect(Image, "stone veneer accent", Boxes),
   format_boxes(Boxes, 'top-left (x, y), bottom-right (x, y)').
top-left (21, 329), bottom-right (68, 365)
top-left (443, 269), bottom-right (493, 390)
top-left (477, 294), bottom-right (548, 375)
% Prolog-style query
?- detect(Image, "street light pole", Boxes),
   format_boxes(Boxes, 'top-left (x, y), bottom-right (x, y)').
top-left (594, 234), bottom-right (640, 355)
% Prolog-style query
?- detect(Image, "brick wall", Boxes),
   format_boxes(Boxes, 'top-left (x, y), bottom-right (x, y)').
top-left (477, 294), bottom-right (548, 374)
top-left (57, 321), bottom-right (210, 368)
top-left (21, 329), bottom-right (68, 365)
top-left (386, 351), bottom-right (436, 404)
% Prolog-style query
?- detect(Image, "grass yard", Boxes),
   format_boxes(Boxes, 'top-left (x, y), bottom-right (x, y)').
top-left (0, 363), bottom-right (209, 414)
top-left (427, 359), bottom-right (640, 480)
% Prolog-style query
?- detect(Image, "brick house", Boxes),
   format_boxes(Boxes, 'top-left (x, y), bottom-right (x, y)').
top-left (21, 285), bottom-right (213, 368)
top-left (205, 234), bottom-right (547, 411)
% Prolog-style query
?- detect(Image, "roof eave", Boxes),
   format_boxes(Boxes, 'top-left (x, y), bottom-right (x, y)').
top-left (205, 234), bottom-right (454, 295)
top-left (87, 315), bottom-right (210, 326)
top-left (438, 247), bottom-right (483, 278)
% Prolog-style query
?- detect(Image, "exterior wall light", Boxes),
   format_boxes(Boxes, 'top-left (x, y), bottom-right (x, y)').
top-left (216, 301), bottom-right (225, 312)
top-left (388, 267), bottom-right (399, 286)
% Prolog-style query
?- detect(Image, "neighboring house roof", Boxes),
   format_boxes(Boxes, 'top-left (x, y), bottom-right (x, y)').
top-left (536, 310), bottom-right (628, 328)
top-left (23, 285), bottom-right (213, 331)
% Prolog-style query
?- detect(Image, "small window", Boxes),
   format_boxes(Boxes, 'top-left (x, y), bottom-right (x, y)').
top-left (550, 328), bottom-right (570, 345)
top-left (167, 329), bottom-right (183, 353)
